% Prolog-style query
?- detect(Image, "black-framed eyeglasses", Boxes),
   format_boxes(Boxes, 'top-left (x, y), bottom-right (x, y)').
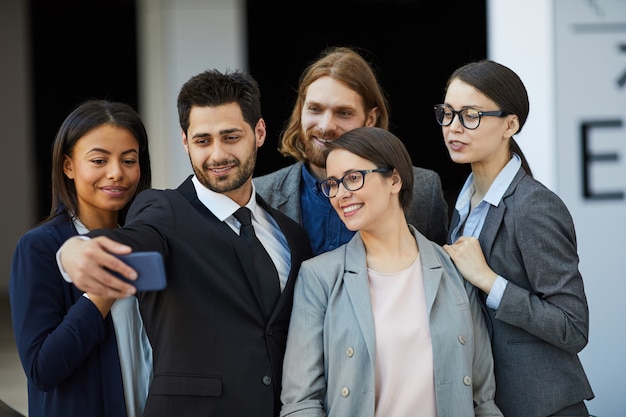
top-left (433, 104), bottom-right (513, 130)
top-left (319, 168), bottom-right (392, 198)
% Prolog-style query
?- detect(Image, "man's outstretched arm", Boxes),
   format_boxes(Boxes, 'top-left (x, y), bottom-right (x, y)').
top-left (57, 236), bottom-right (137, 298)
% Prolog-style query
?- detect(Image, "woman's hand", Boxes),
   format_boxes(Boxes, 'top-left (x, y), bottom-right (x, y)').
top-left (443, 236), bottom-right (498, 294)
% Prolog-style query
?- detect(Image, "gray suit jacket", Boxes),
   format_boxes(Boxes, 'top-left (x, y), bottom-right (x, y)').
top-left (450, 167), bottom-right (594, 417)
top-left (254, 162), bottom-right (449, 245)
top-left (280, 226), bottom-right (502, 417)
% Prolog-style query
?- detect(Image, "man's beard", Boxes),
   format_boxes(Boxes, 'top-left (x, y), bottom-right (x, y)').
top-left (191, 147), bottom-right (257, 193)
top-left (303, 129), bottom-right (336, 168)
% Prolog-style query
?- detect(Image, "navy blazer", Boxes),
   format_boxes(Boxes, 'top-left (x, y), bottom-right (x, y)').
top-left (450, 167), bottom-right (594, 417)
top-left (88, 176), bottom-right (312, 417)
top-left (10, 213), bottom-right (127, 417)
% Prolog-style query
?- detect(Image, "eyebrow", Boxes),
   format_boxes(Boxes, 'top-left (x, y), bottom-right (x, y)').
top-left (86, 148), bottom-right (138, 155)
top-left (192, 127), bottom-right (244, 138)
top-left (328, 168), bottom-right (365, 178)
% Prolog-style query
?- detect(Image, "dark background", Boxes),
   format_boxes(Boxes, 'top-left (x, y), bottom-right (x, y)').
top-left (29, 0), bottom-right (486, 220)
top-left (30, 0), bottom-right (140, 220)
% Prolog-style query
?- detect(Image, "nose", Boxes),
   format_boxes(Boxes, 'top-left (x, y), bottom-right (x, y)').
top-left (108, 161), bottom-right (124, 181)
top-left (317, 111), bottom-right (337, 133)
top-left (448, 112), bottom-right (464, 131)
top-left (209, 140), bottom-right (230, 162)
top-left (334, 181), bottom-right (352, 198)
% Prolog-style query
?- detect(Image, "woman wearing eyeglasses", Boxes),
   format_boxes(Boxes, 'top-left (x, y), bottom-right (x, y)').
top-left (437, 60), bottom-right (594, 417)
top-left (279, 126), bottom-right (502, 417)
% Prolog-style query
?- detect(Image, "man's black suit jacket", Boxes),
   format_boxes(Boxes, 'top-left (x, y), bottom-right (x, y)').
top-left (89, 176), bottom-right (313, 417)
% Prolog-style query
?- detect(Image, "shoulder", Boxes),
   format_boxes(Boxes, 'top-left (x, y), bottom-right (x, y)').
top-left (413, 227), bottom-right (453, 264)
top-left (254, 163), bottom-right (300, 187)
top-left (299, 245), bottom-right (348, 281)
top-left (411, 166), bottom-right (442, 185)
top-left (412, 165), bottom-right (438, 177)
top-left (509, 175), bottom-right (571, 215)
top-left (302, 244), bottom-right (347, 275)
top-left (255, 163), bottom-right (299, 179)
top-left (16, 216), bottom-right (74, 248)
top-left (20, 214), bottom-right (76, 241)
top-left (502, 176), bottom-right (577, 240)
top-left (135, 183), bottom-right (185, 204)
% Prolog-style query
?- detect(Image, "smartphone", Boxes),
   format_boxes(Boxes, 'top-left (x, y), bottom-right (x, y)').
top-left (112, 251), bottom-right (166, 291)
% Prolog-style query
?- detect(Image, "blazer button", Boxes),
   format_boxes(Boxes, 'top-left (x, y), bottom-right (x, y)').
top-left (341, 387), bottom-right (350, 397)
top-left (458, 334), bottom-right (466, 345)
top-left (463, 376), bottom-right (471, 386)
top-left (346, 347), bottom-right (354, 357)
top-left (262, 376), bottom-right (272, 386)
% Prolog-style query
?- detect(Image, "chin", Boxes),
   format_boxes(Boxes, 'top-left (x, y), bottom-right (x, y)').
top-left (448, 153), bottom-right (470, 165)
top-left (342, 220), bottom-right (360, 232)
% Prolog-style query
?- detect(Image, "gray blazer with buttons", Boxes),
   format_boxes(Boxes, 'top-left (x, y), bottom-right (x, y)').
top-left (254, 162), bottom-right (449, 245)
top-left (450, 167), bottom-right (594, 417)
top-left (280, 225), bottom-right (502, 417)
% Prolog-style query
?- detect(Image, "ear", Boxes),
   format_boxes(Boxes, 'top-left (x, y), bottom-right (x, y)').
top-left (504, 114), bottom-right (520, 139)
top-left (181, 129), bottom-right (189, 153)
top-left (365, 107), bottom-right (379, 127)
top-left (390, 168), bottom-right (403, 193)
top-left (63, 155), bottom-right (75, 179)
top-left (255, 118), bottom-right (267, 147)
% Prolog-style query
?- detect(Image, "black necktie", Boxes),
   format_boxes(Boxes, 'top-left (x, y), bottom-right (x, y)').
top-left (233, 207), bottom-right (280, 314)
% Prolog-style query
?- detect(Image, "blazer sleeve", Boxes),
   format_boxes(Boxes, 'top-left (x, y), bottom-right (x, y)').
top-left (466, 282), bottom-right (502, 417)
top-left (10, 226), bottom-right (108, 390)
top-left (280, 257), bottom-right (331, 417)
top-left (89, 189), bottom-right (173, 254)
top-left (495, 184), bottom-right (589, 353)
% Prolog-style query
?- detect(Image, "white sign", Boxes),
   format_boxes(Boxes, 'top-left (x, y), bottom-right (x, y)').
top-left (555, 1), bottom-right (626, 415)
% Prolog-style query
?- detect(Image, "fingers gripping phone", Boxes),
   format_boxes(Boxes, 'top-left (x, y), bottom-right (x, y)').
top-left (112, 251), bottom-right (166, 291)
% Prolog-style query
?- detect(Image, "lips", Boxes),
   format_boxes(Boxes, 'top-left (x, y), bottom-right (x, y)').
top-left (314, 137), bottom-right (331, 145)
top-left (211, 166), bottom-right (231, 173)
top-left (208, 165), bottom-right (235, 176)
top-left (342, 203), bottom-right (363, 215)
top-left (447, 140), bottom-right (466, 152)
top-left (102, 186), bottom-right (126, 192)
top-left (100, 186), bottom-right (128, 197)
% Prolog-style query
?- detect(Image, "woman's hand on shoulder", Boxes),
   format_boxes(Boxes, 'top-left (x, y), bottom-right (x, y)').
top-left (443, 236), bottom-right (497, 294)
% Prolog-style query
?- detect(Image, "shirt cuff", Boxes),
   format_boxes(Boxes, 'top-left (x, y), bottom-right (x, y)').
top-left (56, 235), bottom-right (91, 283)
top-left (486, 275), bottom-right (508, 309)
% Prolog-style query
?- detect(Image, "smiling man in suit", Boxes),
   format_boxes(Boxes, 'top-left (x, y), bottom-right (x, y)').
top-left (56, 69), bottom-right (312, 417)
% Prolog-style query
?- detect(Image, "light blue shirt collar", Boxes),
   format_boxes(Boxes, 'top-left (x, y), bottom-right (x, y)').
top-left (455, 152), bottom-right (522, 213)
top-left (451, 153), bottom-right (521, 243)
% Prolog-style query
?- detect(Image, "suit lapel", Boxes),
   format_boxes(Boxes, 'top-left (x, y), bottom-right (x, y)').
top-left (343, 235), bottom-right (377, 368)
top-left (177, 177), bottom-right (270, 317)
top-left (479, 167), bottom-right (526, 261)
top-left (271, 163), bottom-right (304, 223)
top-left (412, 228), bottom-right (443, 316)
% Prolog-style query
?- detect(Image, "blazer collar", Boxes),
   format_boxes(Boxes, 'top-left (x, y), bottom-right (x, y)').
top-left (480, 166), bottom-right (528, 258)
top-left (341, 225), bottom-right (444, 359)
top-left (272, 163), bottom-right (304, 205)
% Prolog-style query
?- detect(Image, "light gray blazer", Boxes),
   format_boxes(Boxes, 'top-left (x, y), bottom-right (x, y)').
top-left (254, 162), bottom-right (449, 245)
top-left (450, 167), bottom-right (594, 417)
top-left (280, 225), bottom-right (502, 417)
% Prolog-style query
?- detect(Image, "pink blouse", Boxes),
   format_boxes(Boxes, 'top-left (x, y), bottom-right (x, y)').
top-left (368, 256), bottom-right (436, 417)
